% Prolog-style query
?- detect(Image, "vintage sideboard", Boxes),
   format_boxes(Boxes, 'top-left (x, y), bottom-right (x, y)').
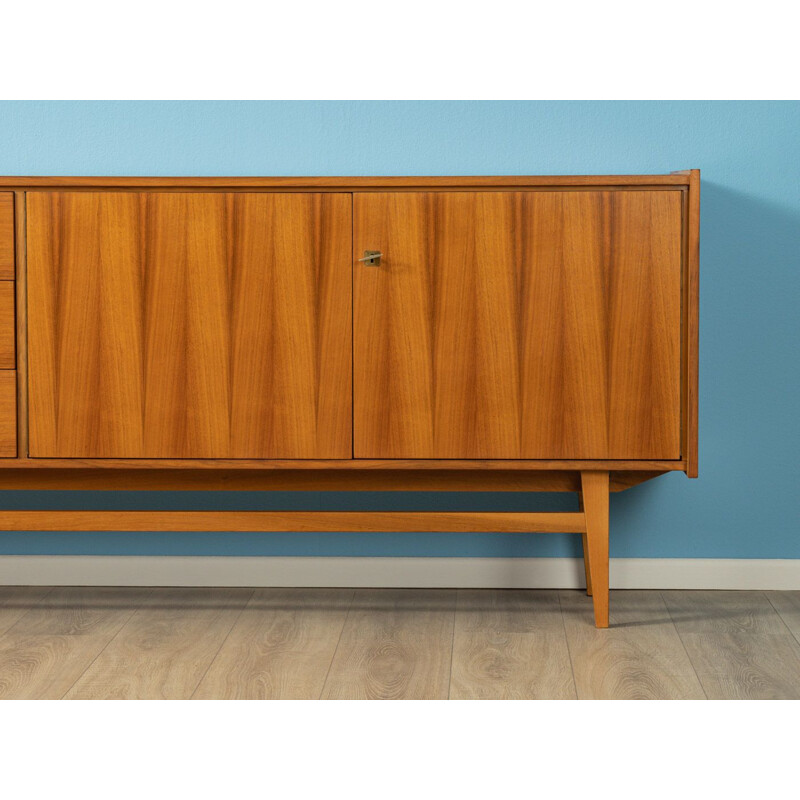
top-left (0, 172), bottom-right (700, 627)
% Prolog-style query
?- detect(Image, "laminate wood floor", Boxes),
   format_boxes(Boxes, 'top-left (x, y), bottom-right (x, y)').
top-left (0, 587), bottom-right (798, 700)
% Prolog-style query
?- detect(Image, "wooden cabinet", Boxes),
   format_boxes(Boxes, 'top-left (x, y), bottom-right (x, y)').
top-left (0, 173), bottom-right (701, 628)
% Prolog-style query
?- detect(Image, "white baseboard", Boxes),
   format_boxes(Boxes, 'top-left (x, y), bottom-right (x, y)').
top-left (0, 556), bottom-right (797, 590)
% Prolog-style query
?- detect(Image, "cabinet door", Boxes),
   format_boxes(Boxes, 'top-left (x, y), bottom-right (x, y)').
top-left (27, 192), bottom-right (352, 458)
top-left (353, 191), bottom-right (681, 459)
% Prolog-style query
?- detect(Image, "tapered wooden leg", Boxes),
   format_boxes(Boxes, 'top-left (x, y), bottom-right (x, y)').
top-left (580, 471), bottom-right (609, 628)
top-left (578, 493), bottom-right (592, 596)
top-left (581, 535), bottom-right (593, 596)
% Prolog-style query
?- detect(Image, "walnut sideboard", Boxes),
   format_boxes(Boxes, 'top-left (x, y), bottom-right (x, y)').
top-left (0, 173), bottom-right (699, 627)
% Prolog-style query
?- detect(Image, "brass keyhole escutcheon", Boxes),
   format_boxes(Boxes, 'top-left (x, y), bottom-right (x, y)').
top-left (358, 250), bottom-right (383, 266)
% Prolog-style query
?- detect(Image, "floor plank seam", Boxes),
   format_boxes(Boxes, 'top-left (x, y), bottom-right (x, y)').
top-left (0, 586), bottom-right (55, 639)
top-left (190, 589), bottom-right (256, 700)
top-left (557, 590), bottom-right (581, 701)
top-left (59, 588), bottom-right (156, 700)
top-left (318, 589), bottom-right (355, 700)
top-left (659, 590), bottom-right (709, 700)
top-left (4, 587), bottom-right (800, 701)
top-left (447, 591), bottom-right (458, 700)
top-left (764, 592), bottom-right (800, 646)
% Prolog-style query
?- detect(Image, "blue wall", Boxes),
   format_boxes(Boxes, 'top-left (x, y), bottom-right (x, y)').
top-left (0, 101), bottom-right (797, 559)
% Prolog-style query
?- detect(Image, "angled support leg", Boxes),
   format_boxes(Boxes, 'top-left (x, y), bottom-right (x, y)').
top-left (580, 471), bottom-right (609, 628)
top-left (578, 492), bottom-right (592, 596)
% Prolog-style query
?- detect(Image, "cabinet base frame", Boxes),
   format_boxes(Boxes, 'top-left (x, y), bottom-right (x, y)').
top-left (0, 467), bottom-right (664, 492)
top-left (0, 469), bottom-right (614, 627)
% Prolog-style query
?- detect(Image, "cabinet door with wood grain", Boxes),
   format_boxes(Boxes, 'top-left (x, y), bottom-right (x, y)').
top-left (353, 191), bottom-right (682, 459)
top-left (27, 192), bottom-right (352, 458)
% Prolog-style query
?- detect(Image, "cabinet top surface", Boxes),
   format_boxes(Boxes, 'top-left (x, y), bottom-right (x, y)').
top-left (0, 172), bottom-right (696, 189)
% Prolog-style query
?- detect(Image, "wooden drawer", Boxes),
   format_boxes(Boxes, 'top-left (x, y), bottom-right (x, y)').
top-left (0, 371), bottom-right (16, 456)
top-left (0, 282), bottom-right (14, 368)
top-left (0, 194), bottom-right (13, 279)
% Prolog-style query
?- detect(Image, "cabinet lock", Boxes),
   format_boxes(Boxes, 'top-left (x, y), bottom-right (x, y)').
top-left (358, 250), bottom-right (383, 266)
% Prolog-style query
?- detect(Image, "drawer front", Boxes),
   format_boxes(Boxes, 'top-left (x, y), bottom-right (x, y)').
top-left (0, 194), bottom-right (13, 279)
top-left (0, 371), bottom-right (16, 456)
top-left (0, 282), bottom-right (14, 368)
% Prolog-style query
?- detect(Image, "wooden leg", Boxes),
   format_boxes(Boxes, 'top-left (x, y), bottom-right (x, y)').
top-left (578, 493), bottom-right (592, 596)
top-left (581, 535), bottom-right (593, 596)
top-left (580, 471), bottom-right (609, 628)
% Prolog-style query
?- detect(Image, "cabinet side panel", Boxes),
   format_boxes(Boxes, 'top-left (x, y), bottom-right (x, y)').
top-left (685, 170), bottom-right (700, 476)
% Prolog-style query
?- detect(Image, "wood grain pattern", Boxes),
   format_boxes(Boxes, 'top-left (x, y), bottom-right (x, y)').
top-left (766, 591), bottom-right (800, 643)
top-left (661, 590), bottom-right (791, 635)
top-left (0, 175), bottom-right (691, 189)
top-left (0, 510), bottom-right (587, 532)
top-left (581, 471), bottom-right (609, 628)
top-left (0, 467), bottom-right (655, 491)
top-left (0, 633), bottom-right (119, 700)
top-left (0, 371), bottom-right (16, 457)
top-left (0, 586), bottom-right (51, 636)
top-left (27, 191), bottom-right (352, 458)
top-left (0, 457), bottom-right (685, 471)
top-left (0, 193), bottom-right (13, 278)
top-left (0, 282), bottom-right (14, 368)
top-left (579, 493), bottom-right (592, 596)
top-left (450, 590), bottom-right (576, 699)
top-left (663, 590), bottom-right (800, 700)
top-left (0, 467), bottom-right (665, 491)
top-left (560, 590), bottom-right (706, 699)
top-left (0, 468), bottom-right (587, 491)
top-left (0, 467), bottom-right (659, 491)
top-left (0, 588), bottom-right (796, 700)
top-left (14, 192), bottom-right (28, 455)
top-left (321, 589), bottom-right (456, 699)
top-left (676, 631), bottom-right (800, 700)
top-left (581, 532), bottom-right (592, 596)
top-left (354, 191), bottom-right (681, 459)
top-left (0, 587), bottom-right (149, 700)
top-left (193, 589), bottom-right (353, 699)
top-left (64, 588), bottom-right (252, 699)
top-left (5, 587), bottom-right (149, 637)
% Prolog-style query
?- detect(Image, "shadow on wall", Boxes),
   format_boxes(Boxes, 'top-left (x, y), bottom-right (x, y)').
top-left (692, 180), bottom-right (797, 505)
top-left (612, 179), bottom-right (800, 558)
